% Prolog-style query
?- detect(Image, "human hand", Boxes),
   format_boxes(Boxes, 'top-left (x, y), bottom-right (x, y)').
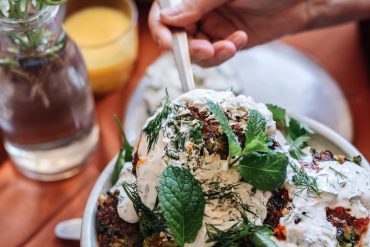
top-left (149, 0), bottom-right (310, 67)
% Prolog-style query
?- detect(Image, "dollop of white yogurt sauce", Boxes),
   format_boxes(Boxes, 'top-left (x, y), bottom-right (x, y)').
top-left (111, 89), bottom-right (370, 247)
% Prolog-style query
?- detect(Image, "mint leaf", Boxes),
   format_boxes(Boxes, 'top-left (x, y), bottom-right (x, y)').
top-left (243, 132), bottom-right (272, 154)
top-left (158, 166), bottom-right (205, 246)
top-left (111, 115), bottom-right (133, 185)
top-left (267, 104), bottom-right (286, 127)
top-left (206, 101), bottom-right (241, 159)
top-left (242, 110), bottom-right (272, 154)
top-left (289, 135), bottom-right (311, 160)
top-left (246, 110), bottom-right (267, 141)
top-left (238, 152), bottom-right (289, 191)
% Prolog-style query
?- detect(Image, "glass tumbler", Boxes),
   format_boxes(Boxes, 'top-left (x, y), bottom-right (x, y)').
top-left (64, 0), bottom-right (139, 95)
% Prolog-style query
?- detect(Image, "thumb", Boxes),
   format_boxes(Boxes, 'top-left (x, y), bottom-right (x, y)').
top-left (160, 0), bottom-right (230, 27)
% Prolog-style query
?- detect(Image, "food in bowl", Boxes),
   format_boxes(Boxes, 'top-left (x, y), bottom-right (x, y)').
top-left (95, 89), bottom-right (370, 247)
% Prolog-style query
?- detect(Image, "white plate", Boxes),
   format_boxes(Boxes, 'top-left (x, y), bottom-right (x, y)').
top-left (124, 42), bottom-right (352, 142)
top-left (81, 115), bottom-right (368, 247)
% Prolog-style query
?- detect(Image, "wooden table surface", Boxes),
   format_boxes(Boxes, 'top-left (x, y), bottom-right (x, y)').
top-left (1, 8), bottom-right (370, 247)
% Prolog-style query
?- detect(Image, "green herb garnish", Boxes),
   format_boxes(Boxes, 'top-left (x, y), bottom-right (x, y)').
top-left (143, 90), bottom-right (172, 153)
top-left (2, 0), bottom-right (67, 53)
top-left (186, 119), bottom-right (203, 144)
top-left (289, 135), bottom-right (311, 160)
top-left (238, 152), bottom-right (289, 191)
top-left (351, 155), bottom-right (363, 165)
top-left (115, 115), bottom-right (133, 162)
top-left (286, 118), bottom-right (312, 142)
top-left (290, 162), bottom-right (321, 196)
top-left (206, 101), bottom-right (241, 160)
top-left (122, 183), bottom-right (166, 238)
top-left (267, 104), bottom-right (286, 128)
top-left (111, 115), bottom-right (133, 185)
top-left (111, 148), bottom-right (126, 186)
top-left (158, 166), bottom-right (205, 246)
top-left (242, 110), bottom-right (272, 154)
top-left (267, 104), bottom-right (313, 159)
top-left (207, 218), bottom-right (278, 247)
top-left (206, 101), bottom-right (288, 191)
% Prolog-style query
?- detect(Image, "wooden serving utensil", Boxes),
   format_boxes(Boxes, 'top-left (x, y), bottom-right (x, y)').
top-left (158, 0), bottom-right (195, 92)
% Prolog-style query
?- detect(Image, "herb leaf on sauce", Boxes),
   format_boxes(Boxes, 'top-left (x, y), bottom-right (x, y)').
top-left (206, 100), bottom-right (242, 159)
top-left (243, 110), bottom-right (272, 154)
top-left (143, 90), bottom-right (172, 153)
top-left (111, 115), bottom-right (133, 185)
top-left (290, 162), bottom-right (321, 196)
top-left (207, 218), bottom-right (278, 247)
top-left (122, 182), bottom-right (166, 237)
top-left (238, 152), bottom-right (289, 191)
top-left (286, 118), bottom-right (313, 142)
top-left (158, 166), bottom-right (205, 247)
top-left (267, 104), bottom-right (313, 159)
top-left (289, 135), bottom-right (311, 160)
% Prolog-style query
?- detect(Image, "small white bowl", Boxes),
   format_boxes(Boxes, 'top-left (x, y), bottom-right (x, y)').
top-left (81, 115), bottom-right (369, 246)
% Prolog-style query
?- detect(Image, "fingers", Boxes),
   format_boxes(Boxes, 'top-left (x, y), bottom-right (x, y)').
top-left (191, 31), bottom-right (248, 67)
top-left (160, 0), bottom-right (230, 27)
top-left (149, 0), bottom-right (248, 67)
top-left (148, 2), bottom-right (173, 49)
top-left (227, 31), bottom-right (248, 50)
top-left (197, 40), bottom-right (236, 67)
top-left (189, 39), bottom-right (215, 61)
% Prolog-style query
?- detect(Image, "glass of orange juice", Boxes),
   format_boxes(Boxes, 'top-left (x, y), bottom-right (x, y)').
top-left (64, 0), bottom-right (138, 95)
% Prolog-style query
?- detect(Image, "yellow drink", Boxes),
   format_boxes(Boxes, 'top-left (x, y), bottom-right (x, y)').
top-left (64, 6), bottom-right (138, 94)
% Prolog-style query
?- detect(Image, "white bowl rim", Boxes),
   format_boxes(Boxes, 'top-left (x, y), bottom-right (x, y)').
top-left (80, 115), bottom-right (369, 246)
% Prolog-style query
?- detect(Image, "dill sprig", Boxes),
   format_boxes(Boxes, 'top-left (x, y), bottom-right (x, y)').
top-left (329, 166), bottom-right (348, 188)
top-left (204, 181), bottom-right (239, 201)
top-left (206, 223), bottom-right (246, 247)
top-left (184, 119), bottom-right (203, 144)
top-left (122, 182), bottom-right (167, 238)
top-left (290, 162), bottom-right (321, 196)
top-left (143, 90), bottom-right (172, 153)
top-left (206, 215), bottom-right (277, 247)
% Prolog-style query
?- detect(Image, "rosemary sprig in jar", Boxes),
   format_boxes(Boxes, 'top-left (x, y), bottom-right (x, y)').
top-left (0, 0), bottom-right (67, 63)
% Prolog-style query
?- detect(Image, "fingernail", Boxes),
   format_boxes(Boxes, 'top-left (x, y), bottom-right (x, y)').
top-left (161, 7), bottom-right (179, 17)
top-left (217, 50), bottom-right (229, 60)
top-left (232, 36), bottom-right (245, 49)
top-left (193, 48), bottom-right (207, 60)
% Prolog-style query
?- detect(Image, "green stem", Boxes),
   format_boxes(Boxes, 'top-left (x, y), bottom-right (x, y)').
top-left (24, 0), bottom-right (30, 17)
top-left (8, 0), bottom-right (15, 17)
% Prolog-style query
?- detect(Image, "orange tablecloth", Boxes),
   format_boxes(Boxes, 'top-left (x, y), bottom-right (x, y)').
top-left (0, 10), bottom-right (369, 247)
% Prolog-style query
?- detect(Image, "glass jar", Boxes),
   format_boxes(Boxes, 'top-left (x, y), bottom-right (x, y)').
top-left (0, 5), bottom-right (99, 181)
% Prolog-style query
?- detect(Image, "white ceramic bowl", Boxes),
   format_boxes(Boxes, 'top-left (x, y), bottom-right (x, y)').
top-left (81, 115), bottom-right (369, 246)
